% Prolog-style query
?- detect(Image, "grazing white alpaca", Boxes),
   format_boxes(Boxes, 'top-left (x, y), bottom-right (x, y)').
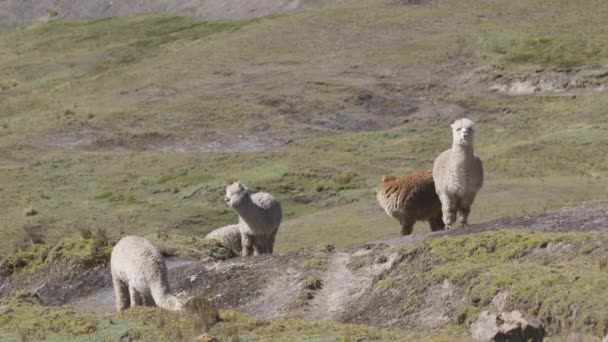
top-left (432, 118), bottom-right (484, 229)
top-left (224, 181), bottom-right (282, 256)
top-left (205, 224), bottom-right (242, 255)
top-left (111, 236), bottom-right (183, 311)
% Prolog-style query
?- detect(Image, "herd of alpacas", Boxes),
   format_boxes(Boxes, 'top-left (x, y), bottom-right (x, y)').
top-left (110, 117), bottom-right (484, 312)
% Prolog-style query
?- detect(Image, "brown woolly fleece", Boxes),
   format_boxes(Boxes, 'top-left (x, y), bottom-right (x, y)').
top-left (376, 170), bottom-right (444, 235)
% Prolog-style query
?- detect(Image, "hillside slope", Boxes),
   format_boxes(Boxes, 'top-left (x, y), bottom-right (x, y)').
top-left (2, 203), bottom-right (608, 340)
top-left (1, 0), bottom-right (607, 256)
top-left (0, 0), bottom-right (302, 27)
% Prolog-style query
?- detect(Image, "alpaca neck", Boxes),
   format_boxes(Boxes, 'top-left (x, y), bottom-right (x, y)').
top-left (450, 144), bottom-right (475, 165)
top-left (151, 281), bottom-right (183, 311)
top-left (233, 196), bottom-right (261, 226)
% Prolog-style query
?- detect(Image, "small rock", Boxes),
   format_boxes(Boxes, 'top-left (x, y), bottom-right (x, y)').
top-left (193, 333), bottom-right (218, 342)
top-left (471, 310), bottom-right (545, 342)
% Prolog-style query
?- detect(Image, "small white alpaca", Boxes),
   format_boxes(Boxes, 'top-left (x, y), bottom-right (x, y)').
top-left (205, 224), bottom-right (242, 255)
top-left (224, 181), bottom-right (282, 256)
top-left (111, 236), bottom-right (183, 311)
top-left (432, 118), bottom-right (484, 229)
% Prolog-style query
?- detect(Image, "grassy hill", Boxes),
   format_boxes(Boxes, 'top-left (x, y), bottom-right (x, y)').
top-left (1, 0), bottom-right (608, 255)
top-left (1, 0), bottom-right (608, 340)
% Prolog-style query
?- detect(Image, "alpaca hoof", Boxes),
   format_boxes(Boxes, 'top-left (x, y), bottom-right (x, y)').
top-left (445, 224), bottom-right (453, 230)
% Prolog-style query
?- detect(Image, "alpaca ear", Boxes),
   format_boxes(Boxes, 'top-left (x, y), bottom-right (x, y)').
top-left (450, 124), bottom-right (454, 130)
top-left (236, 181), bottom-right (244, 189)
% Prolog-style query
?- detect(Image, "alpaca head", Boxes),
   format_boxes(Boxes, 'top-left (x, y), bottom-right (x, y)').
top-left (381, 175), bottom-right (396, 183)
top-left (451, 118), bottom-right (475, 147)
top-left (225, 181), bottom-right (249, 208)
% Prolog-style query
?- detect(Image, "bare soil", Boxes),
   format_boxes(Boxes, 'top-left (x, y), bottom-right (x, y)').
top-left (460, 65), bottom-right (608, 96)
top-left (31, 125), bottom-right (292, 152)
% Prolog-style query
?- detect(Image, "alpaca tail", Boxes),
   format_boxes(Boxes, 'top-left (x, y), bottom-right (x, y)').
top-left (151, 282), bottom-right (183, 311)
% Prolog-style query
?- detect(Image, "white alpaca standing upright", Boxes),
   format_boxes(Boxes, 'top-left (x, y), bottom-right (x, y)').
top-left (111, 236), bottom-right (183, 311)
top-left (205, 224), bottom-right (242, 255)
top-left (433, 118), bottom-right (484, 229)
top-left (224, 181), bottom-right (282, 256)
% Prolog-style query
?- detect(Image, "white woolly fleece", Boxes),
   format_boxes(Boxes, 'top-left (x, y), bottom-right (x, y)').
top-left (111, 236), bottom-right (183, 312)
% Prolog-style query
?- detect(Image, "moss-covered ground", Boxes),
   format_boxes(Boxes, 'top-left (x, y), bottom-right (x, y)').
top-left (368, 230), bottom-right (608, 337)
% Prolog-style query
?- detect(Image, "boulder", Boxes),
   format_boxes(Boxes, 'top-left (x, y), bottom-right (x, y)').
top-left (471, 310), bottom-right (545, 342)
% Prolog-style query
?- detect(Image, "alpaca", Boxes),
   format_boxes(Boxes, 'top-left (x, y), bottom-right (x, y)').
top-left (376, 170), bottom-right (444, 236)
top-left (205, 224), bottom-right (242, 255)
top-left (432, 118), bottom-right (484, 229)
top-left (111, 236), bottom-right (183, 311)
top-left (224, 181), bottom-right (282, 256)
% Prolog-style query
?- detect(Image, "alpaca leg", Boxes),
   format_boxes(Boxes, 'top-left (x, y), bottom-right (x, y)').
top-left (252, 235), bottom-right (266, 254)
top-left (400, 217), bottom-right (415, 236)
top-left (252, 237), bottom-right (262, 256)
top-left (142, 292), bottom-right (156, 307)
top-left (241, 234), bottom-right (254, 257)
top-left (268, 230), bottom-right (278, 254)
top-left (129, 286), bottom-right (142, 307)
top-left (458, 207), bottom-right (471, 227)
top-left (458, 194), bottom-right (476, 227)
top-left (256, 233), bottom-right (276, 254)
top-left (113, 277), bottom-right (130, 311)
top-left (439, 193), bottom-right (457, 229)
top-left (429, 213), bottom-right (445, 232)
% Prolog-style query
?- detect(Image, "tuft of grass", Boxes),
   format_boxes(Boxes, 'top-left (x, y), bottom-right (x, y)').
top-left (186, 297), bottom-right (219, 334)
top-left (20, 221), bottom-right (46, 245)
top-left (477, 32), bottom-right (605, 68)
top-left (599, 257), bottom-right (608, 272)
top-left (304, 276), bottom-right (323, 290)
top-left (146, 233), bottom-right (237, 260)
top-left (210, 310), bottom-right (416, 341)
top-left (76, 223), bottom-right (92, 240)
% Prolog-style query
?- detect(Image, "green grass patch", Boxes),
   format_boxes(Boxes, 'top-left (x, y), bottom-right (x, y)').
top-left (146, 232), bottom-right (236, 260)
top-left (0, 290), bottom-right (99, 340)
top-left (477, 32), bottom-right (605, 68)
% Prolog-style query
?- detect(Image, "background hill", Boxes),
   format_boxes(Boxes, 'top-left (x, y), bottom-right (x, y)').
top-left (0, 0), bottom-right (301, 27)
top-left (1, 0), bottom-right (608, 340)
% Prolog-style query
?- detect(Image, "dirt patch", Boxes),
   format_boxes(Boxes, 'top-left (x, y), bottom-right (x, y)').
top-left (307, 252), bottom-right (366, 320)
top-left (269, 90), bottom-right (478, 133)
top-left (406, 279), bottom-right (465, 331)
top-left (462, 65), bottom-right (608, 95)
top-left (31, 125), bottom-right (290, 152)
top-left (0, 0), bottom-right (302, 27)
top-left (171, 249), bottom-right (313, 318)
top-left (69, 258), bottom-right (194, 315)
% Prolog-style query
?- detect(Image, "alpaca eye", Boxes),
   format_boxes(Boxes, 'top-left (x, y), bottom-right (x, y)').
top-left (456, 128), bottom-right (462, 132)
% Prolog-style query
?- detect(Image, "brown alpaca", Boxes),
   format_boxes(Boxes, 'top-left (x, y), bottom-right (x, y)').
top-left (376, 170), bottom-right (445, 236)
